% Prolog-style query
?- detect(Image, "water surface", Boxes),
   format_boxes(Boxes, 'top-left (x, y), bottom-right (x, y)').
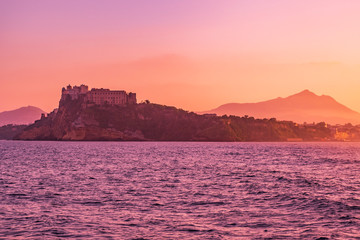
top-left (1, 141), bottom-right (360, 239)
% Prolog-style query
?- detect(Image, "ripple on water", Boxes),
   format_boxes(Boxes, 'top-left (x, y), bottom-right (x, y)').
top-left (0, 141), bottom-right (360, 239)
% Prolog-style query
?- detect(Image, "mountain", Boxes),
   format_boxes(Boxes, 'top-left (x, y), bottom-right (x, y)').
top-left (0, 106), bottom-right (46, 126)
top-left (15, 95), bottom-right (333, 141)
top-left (202, 90), bottom-right (360, 125)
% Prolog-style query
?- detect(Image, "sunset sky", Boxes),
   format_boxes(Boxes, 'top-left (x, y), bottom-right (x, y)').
top-left (1, 0), bottom-right (360, 113)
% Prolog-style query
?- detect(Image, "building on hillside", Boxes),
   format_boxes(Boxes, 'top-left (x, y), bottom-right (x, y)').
top-left (60, 84), bottom-right (137, 105)
top-left (87, 88), bottom-right (128, 105)
top-left (61, 84), bottom-right (89, 101)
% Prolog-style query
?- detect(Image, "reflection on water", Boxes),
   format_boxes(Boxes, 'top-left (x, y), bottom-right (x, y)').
top-left (1, 141), bottom-right (360, 239)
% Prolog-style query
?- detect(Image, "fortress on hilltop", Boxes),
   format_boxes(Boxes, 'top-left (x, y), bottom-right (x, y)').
top-left (61, 84), bottom-right (137, 105)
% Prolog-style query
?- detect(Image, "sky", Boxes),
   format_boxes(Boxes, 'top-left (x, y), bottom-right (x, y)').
top-left (1, 0), bottom-right (360, 112)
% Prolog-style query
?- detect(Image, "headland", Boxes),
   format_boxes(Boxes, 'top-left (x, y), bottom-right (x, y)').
top-left (13, 85), bottom-right (342, 141)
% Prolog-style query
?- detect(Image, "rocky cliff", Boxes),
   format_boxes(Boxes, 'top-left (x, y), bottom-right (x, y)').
top-left (15, 97), bottom-right (332, 141)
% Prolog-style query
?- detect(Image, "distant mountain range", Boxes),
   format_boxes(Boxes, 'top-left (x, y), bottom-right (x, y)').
top-left (0, 106), bottom-right (46, 126)
top-left (201, 90), bottom-right (360, 125)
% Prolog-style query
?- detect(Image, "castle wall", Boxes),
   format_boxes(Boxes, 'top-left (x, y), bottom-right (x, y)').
top-left (61, 85), bottom-right (136, 106)
top-left (61, 84), bottom-right (88, 101)
top-left (128, 93), bottom-right (137, 104)
top-left (87, 89), bottom-right (128, 105)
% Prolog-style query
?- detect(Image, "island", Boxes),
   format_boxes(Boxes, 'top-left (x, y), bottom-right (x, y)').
top-left (13, 85), bottom-right (348, 141)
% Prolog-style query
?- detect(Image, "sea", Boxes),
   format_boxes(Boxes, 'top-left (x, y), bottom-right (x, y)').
top-left (0, 141), bottom-right (360, 239)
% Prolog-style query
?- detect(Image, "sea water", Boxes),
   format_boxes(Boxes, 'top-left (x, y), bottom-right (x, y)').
top-left (0, 141), bottom-right (360, 239)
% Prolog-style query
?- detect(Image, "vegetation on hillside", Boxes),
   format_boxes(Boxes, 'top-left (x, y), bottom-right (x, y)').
top-left (0, 124), bottom-right (28, 140)
top-left (14, 98), bottom-right (338, 141)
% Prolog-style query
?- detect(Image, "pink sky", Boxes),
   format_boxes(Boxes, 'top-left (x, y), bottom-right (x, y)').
top-left (1, 0), bottom-right (360, 112)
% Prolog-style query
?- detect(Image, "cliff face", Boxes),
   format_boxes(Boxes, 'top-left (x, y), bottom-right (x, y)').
top-left (15, 97), bottom-right (332, 141)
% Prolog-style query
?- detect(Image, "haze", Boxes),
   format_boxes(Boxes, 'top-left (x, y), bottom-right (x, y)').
top-left (1, 0), bottom-right (360, 113)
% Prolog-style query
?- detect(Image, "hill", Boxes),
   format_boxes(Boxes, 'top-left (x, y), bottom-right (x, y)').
top-left (201, 90), bottom-right (360, 124)
top-left (15, 96), bottom-right (332, 141)
top-left (0, 124), bottom-right (28, 140)
top-left (0, 106), bottom-right (46, 126)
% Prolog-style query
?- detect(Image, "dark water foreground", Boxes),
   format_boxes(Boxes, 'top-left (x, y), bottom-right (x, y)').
top-left (0, 141), bottom-right (360, 239)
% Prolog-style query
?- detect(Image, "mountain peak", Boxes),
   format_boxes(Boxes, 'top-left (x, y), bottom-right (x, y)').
top-left (203, 90), bottom-right (360, 124)
top-left (300, 89), bottom-right (312, 94)
top-left (0, 106), bottom-right (46, 126)
top-left (291, 89), bottom-right (317, 98)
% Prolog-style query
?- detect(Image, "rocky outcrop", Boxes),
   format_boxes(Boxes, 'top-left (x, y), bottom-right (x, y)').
top-left (15, 97), bottom-right (333, 141)
top-left (0, 124), bottom-right (28, 140)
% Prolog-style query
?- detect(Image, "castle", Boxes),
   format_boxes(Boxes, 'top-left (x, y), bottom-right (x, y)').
top-left (61, 84), bottom-right (137, 105)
